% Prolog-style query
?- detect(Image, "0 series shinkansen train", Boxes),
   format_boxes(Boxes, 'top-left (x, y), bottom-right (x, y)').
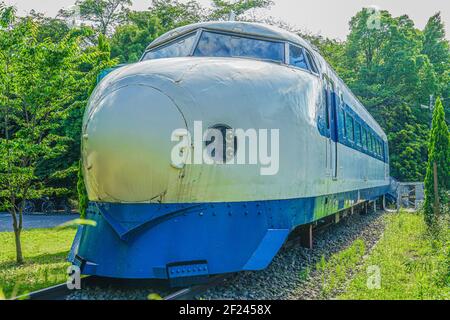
top-left (68, 21), bottom-right (390, 283)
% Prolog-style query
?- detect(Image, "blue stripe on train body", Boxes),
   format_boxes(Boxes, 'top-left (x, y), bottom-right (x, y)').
top-left (70, 22), bottom-right (391, 280)
top-left (69, 185), bottom-right (388, 279)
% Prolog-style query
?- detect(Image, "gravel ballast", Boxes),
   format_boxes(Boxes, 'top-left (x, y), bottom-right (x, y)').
top-left (199, 210), bottom-right (386, 300)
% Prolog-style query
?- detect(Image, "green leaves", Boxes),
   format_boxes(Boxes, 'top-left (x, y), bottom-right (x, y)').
top-left (0, 2), bottom-right (16, 28)
top-left (209, 0), bottom-right (273, 20)
top-left (77, 160), bottom-right (88, 219)
top-left (0, 10), bottom-right (114, 214)
top-left (423, 97), bottom-right (450, 224)
top-left (74, 0), bottom-right (132, 35)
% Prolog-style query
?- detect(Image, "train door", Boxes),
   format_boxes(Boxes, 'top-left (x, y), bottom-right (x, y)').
top-left (324, 78), bottom-right (338, 179)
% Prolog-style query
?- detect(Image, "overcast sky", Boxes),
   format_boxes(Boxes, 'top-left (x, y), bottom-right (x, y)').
top-left (4, 0), bottom-right (450, 40)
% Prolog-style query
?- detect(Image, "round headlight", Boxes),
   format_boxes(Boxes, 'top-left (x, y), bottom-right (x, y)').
top-left (204, 124), bottom-right (237, 163)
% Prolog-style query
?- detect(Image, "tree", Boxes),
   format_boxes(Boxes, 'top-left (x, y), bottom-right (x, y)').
top-left (77, 160), bottom-right (88, 218)
top-left (423, 97), bottom-right (450, 224)
top-left (60, 0), bottom-right (132, 35)
top-left (27, 10), bottom-right (71, 43)
top-left (0, 15), bottom-right (70, 263)
top-left (0, 8), bottom-right (114, 263)
top-left (300, 33), bottom-right (347, 76)
top-left (0, 2), bottom-right (14, 26)
top-left (422, 13), bottom-right (450, 123)
top-left (110, 10), bottom-right (164, 63)
top-left (344, 10), bottom-right (436, 109)
top-left (381, 104), bottom-right (429, 181)
top-left (422, 13), bottom-right (450, 77)
top-left (209, 0), bottom-right (273, 20)
top-left (149, 0), bottom-right (204, 29)
top-left (336, 8), bottom-right (445, 182)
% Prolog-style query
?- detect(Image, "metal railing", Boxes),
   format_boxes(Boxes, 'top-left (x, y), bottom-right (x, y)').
top-left (388, 177), bottom-right (424, 211)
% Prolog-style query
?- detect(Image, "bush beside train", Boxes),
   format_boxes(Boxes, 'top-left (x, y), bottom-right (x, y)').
top-left (68, 22), bottom-right (390, 283)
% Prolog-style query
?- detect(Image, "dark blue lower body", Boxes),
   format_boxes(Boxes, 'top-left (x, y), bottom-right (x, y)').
top-left (68, 185), bottom-right (389, 279)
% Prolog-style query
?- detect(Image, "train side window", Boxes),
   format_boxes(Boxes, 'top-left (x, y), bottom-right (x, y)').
top-left (345, 113), bottom-right (354, 141)
top-left (362, 128), bottom-right (367, 150)
top-left (367, 132), bottom-right (372, 152)
top-left (371, 135), bottom-right (375, 154)
top-left (340, 108), bottom-right (345, 137)
top-left (324, 87), bottom-right (330, 129)
top-left (289, 45), bottom-right (308, 70)
top-left (343, 112), bottom-right (347, 137)
top-left (304, 50), bottom-right (319, 73)
top-left (355, 122), bottom-right (362, 146)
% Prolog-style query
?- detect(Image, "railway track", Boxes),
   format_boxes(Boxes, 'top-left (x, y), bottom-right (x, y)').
top-left (13, 274), bottom-right (228, 301)
top-left (14, 276), bottom-right (97, 300)
top-left (163, 276), bottom-right (228, 300)
top-left (15, 281), bottom-right (76, 300)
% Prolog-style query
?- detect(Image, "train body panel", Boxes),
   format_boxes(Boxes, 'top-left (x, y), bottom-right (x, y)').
top-left (84, 58), bottom-right (388, 203)
top-left (70, 21), bottom-right (390, 281)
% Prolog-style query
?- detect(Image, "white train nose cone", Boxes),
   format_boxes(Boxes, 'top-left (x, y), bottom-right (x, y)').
top-left (84, 85), bottom-right (186, 202)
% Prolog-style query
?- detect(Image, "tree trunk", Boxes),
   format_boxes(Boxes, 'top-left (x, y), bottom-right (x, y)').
top-left (13, 227), bottom-right (24, 264)
top-left (11, 208), bottom-right (24, 264)
top-left (433, 161), bottom-right (440, 216)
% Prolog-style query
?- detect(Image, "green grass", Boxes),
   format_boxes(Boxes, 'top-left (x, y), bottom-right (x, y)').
top-left (0, 227), bottom-right (77, 299)
top-left (314, 239), bottom-right (366, 298)
top-left (340, 213), bottom-right (450, 300)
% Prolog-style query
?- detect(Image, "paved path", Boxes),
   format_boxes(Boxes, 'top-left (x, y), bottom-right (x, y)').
top-left (0, 213), bottom-right (79, 232)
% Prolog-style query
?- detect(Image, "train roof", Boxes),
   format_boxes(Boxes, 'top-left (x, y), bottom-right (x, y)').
top-left (146, 21), bottom-right (314, 51)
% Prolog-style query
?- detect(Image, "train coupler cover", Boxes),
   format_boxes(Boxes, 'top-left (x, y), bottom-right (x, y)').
top-left (167, 260), bottom-right (209, 287)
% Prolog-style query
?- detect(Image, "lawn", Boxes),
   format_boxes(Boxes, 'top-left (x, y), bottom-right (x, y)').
top-left (340, 212), bottom-right (450, 300)
top-left (0, 227), bottom-right (77, 299)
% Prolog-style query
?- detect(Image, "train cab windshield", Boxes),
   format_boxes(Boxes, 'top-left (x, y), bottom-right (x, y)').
top-left (193, 31), bottom-right (284, 62)
top-left (142, 30), bottom-right (285, 63)
top-left (142, 32), bottom-right (198, 60)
